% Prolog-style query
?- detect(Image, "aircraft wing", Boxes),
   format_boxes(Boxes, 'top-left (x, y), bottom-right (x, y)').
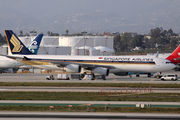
top-left (0, 54), bottom-right (20, 59)
top-left (50, 61), bottom-right (116, 69)
top-left (2, 55), bottom-right (30, 61)
top-left (0, 54), bottom-right (7, 57)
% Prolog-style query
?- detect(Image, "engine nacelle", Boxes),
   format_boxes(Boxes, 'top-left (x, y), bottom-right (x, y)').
top-left (92, 67), bottom-right (109, 76)
top-left (65, 64), bottom-right (81, 73)
top-left (113, 72), bottom-right (128, 76)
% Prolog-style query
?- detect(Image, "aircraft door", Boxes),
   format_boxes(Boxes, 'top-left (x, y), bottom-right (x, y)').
top-left (152, 59), bottom-right (160, 71)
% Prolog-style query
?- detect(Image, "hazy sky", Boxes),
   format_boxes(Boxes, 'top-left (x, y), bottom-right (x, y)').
top-left (0, 0), bottom-right (180, 35)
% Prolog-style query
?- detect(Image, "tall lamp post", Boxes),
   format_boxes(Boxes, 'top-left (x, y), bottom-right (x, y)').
top-left (30, 29), bottom-right (37, 41)
top-left (81, 31), bottom-right (87, 55)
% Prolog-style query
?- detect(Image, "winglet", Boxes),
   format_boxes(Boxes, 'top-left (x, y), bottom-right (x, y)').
top-left (166, 45), bottom-right (180, 64)
top-left (155, 51), bottom-right (159, 58)
top-left (4, 30), bottom-right (34, 55)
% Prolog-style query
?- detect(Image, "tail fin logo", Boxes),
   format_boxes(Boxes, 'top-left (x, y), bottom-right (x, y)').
top-left (10, 34), bottom-right (23, 52)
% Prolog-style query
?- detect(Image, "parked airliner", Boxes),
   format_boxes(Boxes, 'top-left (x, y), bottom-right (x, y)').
top-left (3, 30), bottom-right (177, 78)
top-left (0, 33), bottom-right (43, 69)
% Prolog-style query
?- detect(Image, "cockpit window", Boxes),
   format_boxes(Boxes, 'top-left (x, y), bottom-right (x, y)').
top-left (166, 61), bottom-right (172, 64)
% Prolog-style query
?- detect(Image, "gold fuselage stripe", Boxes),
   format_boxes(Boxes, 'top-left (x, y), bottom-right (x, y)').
top-left (20, 59), bottom-right (156, 66)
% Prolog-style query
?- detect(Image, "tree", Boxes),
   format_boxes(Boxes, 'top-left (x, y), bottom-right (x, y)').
top-left (170, 39), bottom-right (177, 49)
top-left (149, 27), bottom-right (171, 45)
top-left (131, 35), bottom-right (144, 48)
top-left (113, 35), bottom-right (121, 51)
top-left (120, 32), bottom-right (132, 51)
top-left (0, 33), bottom-right (6, 45)
top-left (47, 31), bottom-right (50, 36)
top-left (66, 30), bottom-right (69, 35)
top-left (167, 29), bottom-right (173, 36)
top-left (143, 39), bottom-right (154, 48)
top-left (149, 27), bottom-right (163, 39)
top-left (25, 33), bottom-right (30, 36)
top-left (19, 30), bottom-right (23, 36)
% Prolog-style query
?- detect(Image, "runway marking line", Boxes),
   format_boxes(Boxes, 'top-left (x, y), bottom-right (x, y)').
top-left (0, 89), bottom-right (8, 91)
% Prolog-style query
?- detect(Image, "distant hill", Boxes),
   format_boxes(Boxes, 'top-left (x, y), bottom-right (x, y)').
top-left (0, 0), bottom-right (180, 35)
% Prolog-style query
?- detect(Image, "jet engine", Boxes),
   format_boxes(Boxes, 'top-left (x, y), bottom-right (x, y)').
top-left (92, 67), bottom-right (109, 76)
top-left (113, 72), bottom-right (128, 76)
top-left (65, 64), bottom-right (81, 73)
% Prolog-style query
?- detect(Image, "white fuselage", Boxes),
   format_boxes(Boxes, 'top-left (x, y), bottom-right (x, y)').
top-left (0, 56), bottom-right (24, 69)
top-left (9, 55), bottom-right (176, 73)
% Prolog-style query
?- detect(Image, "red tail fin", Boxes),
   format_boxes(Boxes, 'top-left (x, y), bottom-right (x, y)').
top-left (166, 45), bottom-right (180, 64)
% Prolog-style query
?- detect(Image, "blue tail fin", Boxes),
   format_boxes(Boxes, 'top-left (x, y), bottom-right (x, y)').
top-left (155, 51), bottom-right (159, 58)
top-left (27, 34), bottom-right (43, 54)
top-left (4, 30), bottom-right (34, 55)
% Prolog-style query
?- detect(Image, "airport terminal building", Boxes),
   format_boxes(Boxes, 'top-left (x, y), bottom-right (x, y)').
top-left (0, 35), bottom-right (114, 56)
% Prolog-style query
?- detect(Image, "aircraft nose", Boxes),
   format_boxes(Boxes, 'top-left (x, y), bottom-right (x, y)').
top-left (171, 63), bottom-right (176, 69)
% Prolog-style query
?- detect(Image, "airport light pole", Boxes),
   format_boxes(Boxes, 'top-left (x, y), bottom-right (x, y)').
top-left (30, 29), bottom-right (37, 36)
top-left (30, 28), bottom-right (37, 41)
top-left (81, 31), bottom-right (87, 55)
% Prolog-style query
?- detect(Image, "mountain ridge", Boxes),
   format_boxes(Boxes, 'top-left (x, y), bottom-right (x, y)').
top-left (0, 0), bottom-right (180, 35)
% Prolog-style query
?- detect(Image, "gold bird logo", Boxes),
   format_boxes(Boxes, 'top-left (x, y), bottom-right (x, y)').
top-left (10, 34), bottom-right (23, 52)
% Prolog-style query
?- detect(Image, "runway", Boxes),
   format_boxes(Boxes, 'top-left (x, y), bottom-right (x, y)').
top-left (0, 101), bottom-right (180, 119)
top-left (0, 100), bottom-right (180, 107)
top-left (0, 86), bottom-right (179, 93)
top-left (0, 70), bottom-right (180, 84)
top-left (0, 71), bottom-right (179, 119)
top-left (0, 70), bottom-right (180, 93)
top-left (0, 111), bottom-right (180, 120)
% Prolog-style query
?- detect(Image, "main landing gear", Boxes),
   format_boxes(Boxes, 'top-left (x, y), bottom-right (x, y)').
top-left (80, 73), bottom-right (106, 80)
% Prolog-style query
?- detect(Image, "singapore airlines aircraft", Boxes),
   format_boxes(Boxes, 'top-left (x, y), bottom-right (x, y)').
top-left (3, 30), bottom-right (177, 78)
top-left (0, 33), bottom-right (43, 69)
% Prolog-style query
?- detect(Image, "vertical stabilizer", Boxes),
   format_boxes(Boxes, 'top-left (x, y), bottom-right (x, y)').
top-left (27, 34), bottom-right (43, 54)
top-left (155, 51), bottom-right (159, 58)
top-left (4, 30), bottom-right (34, 55)
top-left (166, 45), bottom-right (180, 64)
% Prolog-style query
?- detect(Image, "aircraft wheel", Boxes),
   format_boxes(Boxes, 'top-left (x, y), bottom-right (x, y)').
top-left (91, 74), bottom-right (95, 80)
top-left (147, 73), bottom-right (151, 77)
top-left (102, 75), bottom-right (106, 80)
top-left (80, 74), bottom-right (85, 80)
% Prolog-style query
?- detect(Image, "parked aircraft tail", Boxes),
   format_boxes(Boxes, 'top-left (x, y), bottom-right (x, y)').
top-left (4, 30), bottom-right (43, 55)
top-left (155, 51), bottom-right (159, 58)
top-left (27, 34), bottom-right (43, 54)
top-left (166, 45), bottom-right (180, 64)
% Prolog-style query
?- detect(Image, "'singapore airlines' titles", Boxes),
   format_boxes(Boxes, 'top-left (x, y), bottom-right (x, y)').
top-left (103, 57), bottom-right (153, 62)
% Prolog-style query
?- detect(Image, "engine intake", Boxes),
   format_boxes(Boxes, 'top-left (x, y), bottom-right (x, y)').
top-left (92, 67), bottom-right (109, 76)
top-left (65, 64), bottom-right (81, 73)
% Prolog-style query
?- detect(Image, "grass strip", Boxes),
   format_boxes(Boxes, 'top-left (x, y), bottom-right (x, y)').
top-left (0, 82), bottom-right (180, 88)
top-left (0, 106), bottom-right (180, 113)
top-left (0, 92), bottom-right (180, 102)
